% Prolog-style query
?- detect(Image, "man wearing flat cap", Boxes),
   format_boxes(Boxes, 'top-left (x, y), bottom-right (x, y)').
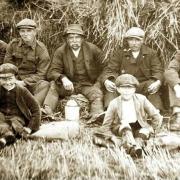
top-left (0, 63), bottom-right (40, 149)
top-left (44, 24), bottom-right (105, 121)
top-left (4, 18), bottom-right (50, 107)
top-left (101, 27), bottom-right (164, 111)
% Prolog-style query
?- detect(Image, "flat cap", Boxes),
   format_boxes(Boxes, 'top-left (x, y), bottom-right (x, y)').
top-left (115, 74), bottom-right (139, 87)
top-left (125, 27), bottom-right (145, 40)
top-left (16, 18), bottom-right (37, 29)
top-left (64, 24), bottom-right (84, 36)
top-left (0, 63), bottom-right (18, 78)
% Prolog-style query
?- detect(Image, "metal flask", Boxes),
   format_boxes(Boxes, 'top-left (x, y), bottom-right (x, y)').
top-left (65, 99), bottom-right (80, 121)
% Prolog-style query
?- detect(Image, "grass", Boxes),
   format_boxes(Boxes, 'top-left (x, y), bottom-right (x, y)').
top-left (0, 125), bottom-right (180, 180)
top-left (0, 0), bottom-right (180, 179)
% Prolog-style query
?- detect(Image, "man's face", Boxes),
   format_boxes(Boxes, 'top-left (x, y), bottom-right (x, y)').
top-left (0, 75), bottom-right (16, 90)
top-left (67, 33), bottom-right (83, 50)
top-left (19, 28), bottom-right (36, 44)
top-left (127, 37), bottom-right (143, 52)
top-left (117, 86), bottom-right (136, 100)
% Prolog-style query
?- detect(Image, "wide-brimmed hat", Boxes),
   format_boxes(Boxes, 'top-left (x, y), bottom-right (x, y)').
top-left (64, 24), bottom-right (84, 36)
top-left (125, 27), bottom-right (145, 40)
top-left (115, 74), bottom-right (139, 88)
top-left (0, 63), bottom-right (18, 78)
top-left (16, 18), bottom-right (37, 29)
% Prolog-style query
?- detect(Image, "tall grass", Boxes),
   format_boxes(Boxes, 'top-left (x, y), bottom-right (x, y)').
top-left (0, 127), bottom-right (180, 179)
top-left (0, 0), bottom-right (179, 63)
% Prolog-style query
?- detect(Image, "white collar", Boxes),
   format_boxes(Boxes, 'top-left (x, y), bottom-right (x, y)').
top-left (72, 48), bottom-right (81, 58)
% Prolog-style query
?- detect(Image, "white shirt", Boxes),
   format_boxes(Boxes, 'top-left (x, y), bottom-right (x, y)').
top-left (121, 98), bottom-right (137, 124)
top-left (72, 48), bottom-right (81, 58)
top-left (132, 51), bottom-right (140, 59)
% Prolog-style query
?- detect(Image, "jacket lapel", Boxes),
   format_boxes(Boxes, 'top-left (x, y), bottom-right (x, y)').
top-left (82, 42), bottom-right (91, 76)
top-left (65, 45), bottom-right (74, 78)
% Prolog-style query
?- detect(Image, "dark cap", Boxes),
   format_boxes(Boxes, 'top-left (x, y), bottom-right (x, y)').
top-left (115, 74), bottom-right (139, 88)
top-left (0, 63), bottom-right (18, 78)
top-left (64, 24), bottom-right (84, 36)
top-left (16, 18), bottom-right (37, 29)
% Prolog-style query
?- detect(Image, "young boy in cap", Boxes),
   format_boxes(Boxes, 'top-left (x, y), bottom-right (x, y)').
top-left (102, 74), bottom-right (163, 157)
top-left (0, 63), bottom-right (40, 149)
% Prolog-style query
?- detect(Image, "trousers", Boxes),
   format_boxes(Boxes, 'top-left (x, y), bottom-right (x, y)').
top-left (44, 81), bottom-right (104, 116)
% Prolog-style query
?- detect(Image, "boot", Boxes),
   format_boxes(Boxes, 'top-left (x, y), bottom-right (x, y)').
top-left (170, 113), bottom-right (180, 131)
top-left (0, 138), bottom-right (6, 149)
top-left (123, 130), bottom-right (142, 158)
top-left (87, 98), bottom-right (104, 124)
top-left (4, 132), bottom-right (16, 144)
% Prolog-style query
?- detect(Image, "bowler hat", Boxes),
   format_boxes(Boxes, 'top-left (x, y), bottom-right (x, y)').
top-left (125, 27), bottom-right (145, 40)
top-left (115, 74), bottom-right (139, 87)
top-left (16, 18), bottom-right (37, 29)
top-left (64, 24), bottom-right (84, 36)
top-left (0, 63), bottom-right (18, 78)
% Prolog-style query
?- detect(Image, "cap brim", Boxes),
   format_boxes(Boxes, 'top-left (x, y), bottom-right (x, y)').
top-left (125, 36), bottom-right (144, 40)
top-left (64, 30), bottom-right (85, 36)
top-left (0, 73), bottom-right (14, 78)
top-left (17, 26), bottom-right (36, 29)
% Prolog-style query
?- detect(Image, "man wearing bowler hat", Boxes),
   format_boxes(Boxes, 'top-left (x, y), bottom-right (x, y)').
top-left (101, 27), bottom-right (164, 111)
top-left (4, 18), bottom-right (50, 107)
top-left (43, 24), bottom-right (105, 122)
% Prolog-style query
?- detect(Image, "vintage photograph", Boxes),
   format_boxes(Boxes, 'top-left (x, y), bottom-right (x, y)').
top-left (0, 0), bottom-right (180, 179)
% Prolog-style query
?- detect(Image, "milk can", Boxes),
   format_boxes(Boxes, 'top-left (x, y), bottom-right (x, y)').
top-left (65, 99), bottom-right (80, 121)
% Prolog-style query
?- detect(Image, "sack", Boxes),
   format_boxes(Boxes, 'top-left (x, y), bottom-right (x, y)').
top-left (31, 121), bottom-right (80, 140)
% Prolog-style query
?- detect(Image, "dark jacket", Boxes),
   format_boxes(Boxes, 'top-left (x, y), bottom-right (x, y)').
top-left (4, 38), bottom-right (50, 86)
top-left (47, 41), bottom-right (104, 83)
top-left (0, 85), bottom-right (41, 131)
top-left (101, 45), bottom-right (163, 84)
top-left (0, 40), bottom-right (7, 65)
top-left (164, 50), bottom-right (180, 88)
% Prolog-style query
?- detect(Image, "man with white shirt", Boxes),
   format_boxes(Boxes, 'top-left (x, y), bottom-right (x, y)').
top-left (44, 24), bottom-right (104, 121)
top-left (101, 27), bottom-right (164, 110)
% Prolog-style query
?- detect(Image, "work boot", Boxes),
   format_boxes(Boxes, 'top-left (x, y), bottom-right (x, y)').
top-left (41, 104), bottom-right (53, 115)
top-left (170, 114), bottom-right (180, 131)
top-left (5, 132), bottom-right (16, 144)
top-left (129, 144), bottom-right (142, 158)
top-left (0, 138), bottom-right (6, 149)
top-left (86, 111), bottom-right (106, 125)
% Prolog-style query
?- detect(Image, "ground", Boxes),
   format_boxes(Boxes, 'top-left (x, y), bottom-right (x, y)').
top-left (0, 96), bottom-right (180, 180)
top-left (0, 119), bottom-right (180, 180)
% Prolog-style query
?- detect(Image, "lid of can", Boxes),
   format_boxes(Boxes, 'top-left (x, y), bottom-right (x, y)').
top-left (66, 99), bottom-right (78, 107)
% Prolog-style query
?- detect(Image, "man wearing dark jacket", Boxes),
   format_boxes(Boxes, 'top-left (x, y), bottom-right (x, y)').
top-left (101, 27), bottom-right (164, 110)
top-left (43, 24), bottom-right (104, 121)
top-left (4, 18), bottom-right (50, 107)
top-left (0, 63), bottom-right (40, 149)
top-left (164, 50), bottom-right (180, 130)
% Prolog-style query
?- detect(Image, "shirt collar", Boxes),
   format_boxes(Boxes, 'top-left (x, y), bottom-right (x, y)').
top-left (18, 38), bottom-right (36, 50)
top-left (123, 45), bottom-right (150, 56)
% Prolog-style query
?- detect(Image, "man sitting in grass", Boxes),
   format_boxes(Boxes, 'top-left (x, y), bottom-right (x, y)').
top-left (0, 63), bottom-right (40, 149)
top-left (102, 74), bottom-right (163, 157)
